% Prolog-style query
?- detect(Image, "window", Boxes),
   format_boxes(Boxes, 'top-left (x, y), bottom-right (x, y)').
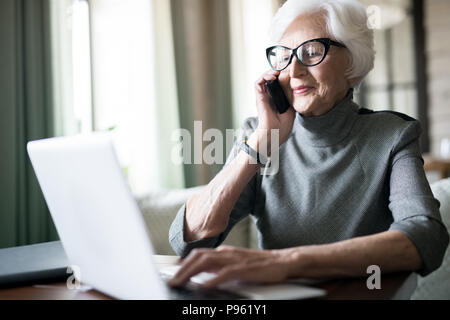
top-left (72, 0), bottom-right (93, 133)
top-left (50, 0), bottom-right (183, 195)
top-left (89, 0), bottom-right (159, 195)
top-left (229, 0), bottom-right (276, 129)
top-left (356, 0), bottom-right (418, 119)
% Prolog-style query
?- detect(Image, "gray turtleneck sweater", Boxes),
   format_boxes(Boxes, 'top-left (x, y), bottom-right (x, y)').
top-left (169, 92), bottom-right (449, 276)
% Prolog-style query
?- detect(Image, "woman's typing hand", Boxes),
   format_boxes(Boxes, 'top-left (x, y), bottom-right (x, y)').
top-left (167, 245), bottom-right (293, 289)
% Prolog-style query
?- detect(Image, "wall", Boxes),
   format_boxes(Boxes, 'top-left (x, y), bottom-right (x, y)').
top-left (425, 0), bottom-right (450, 156)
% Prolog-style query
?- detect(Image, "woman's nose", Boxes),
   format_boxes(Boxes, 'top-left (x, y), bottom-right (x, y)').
top-left (289, 58), bottom-right (308, 79)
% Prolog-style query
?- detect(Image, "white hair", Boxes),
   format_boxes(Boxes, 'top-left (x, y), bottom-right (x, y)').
top-left (270, 0), bottom-right (375, 88)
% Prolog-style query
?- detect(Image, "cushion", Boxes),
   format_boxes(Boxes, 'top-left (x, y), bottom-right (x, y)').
top-left (137, 186), bottom-right (253, 255)
top-left (411, 178), bottom-right (450, 299)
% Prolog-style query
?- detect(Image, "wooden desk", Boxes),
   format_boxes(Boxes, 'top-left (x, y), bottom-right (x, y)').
top-left (0, 255), bottom-right (416, 300)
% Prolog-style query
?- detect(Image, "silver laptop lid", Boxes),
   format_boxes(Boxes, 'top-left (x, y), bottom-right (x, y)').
top-left (27, 133), bottom-right (168, 299)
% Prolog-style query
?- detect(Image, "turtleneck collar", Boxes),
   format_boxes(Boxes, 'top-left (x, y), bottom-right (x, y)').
top-left (293, 89), bottom-right (359, 147)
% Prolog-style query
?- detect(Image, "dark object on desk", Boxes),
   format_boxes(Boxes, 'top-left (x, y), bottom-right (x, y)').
top-left (0, 241), bottom-right (69, 288)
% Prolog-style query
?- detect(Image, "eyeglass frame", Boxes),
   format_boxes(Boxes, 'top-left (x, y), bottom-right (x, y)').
top-left (266, 37), bottom-right (347, 71)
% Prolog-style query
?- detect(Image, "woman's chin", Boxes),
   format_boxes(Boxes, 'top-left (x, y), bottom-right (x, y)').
top-left (293, 103), bottom-right (315, 117)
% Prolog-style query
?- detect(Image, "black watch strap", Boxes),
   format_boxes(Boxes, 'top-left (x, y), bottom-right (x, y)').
top-left (239, 140), bottom-right (268, 165)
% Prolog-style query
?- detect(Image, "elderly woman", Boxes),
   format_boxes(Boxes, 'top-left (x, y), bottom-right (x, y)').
top-left (168, 0), bottom-right (449, 288)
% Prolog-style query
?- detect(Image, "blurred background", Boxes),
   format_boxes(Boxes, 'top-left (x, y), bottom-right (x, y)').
top-left (1, 0), bottom-right (449, 248)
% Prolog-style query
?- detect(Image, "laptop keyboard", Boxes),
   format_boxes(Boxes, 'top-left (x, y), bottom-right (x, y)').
top-left (160, 265), bottom-right (217, 285)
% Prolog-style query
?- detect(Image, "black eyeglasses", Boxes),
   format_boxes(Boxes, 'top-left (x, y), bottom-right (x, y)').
top-left (266, 37), bottom-right (347, 71)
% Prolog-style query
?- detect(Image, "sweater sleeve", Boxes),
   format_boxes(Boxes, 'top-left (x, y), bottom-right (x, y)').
top-left (387, 120), bottom-right (449, 276)
top-left (168, 117), bottom-right (259, 257)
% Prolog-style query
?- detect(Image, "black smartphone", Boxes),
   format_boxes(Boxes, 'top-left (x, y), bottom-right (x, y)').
top-left (264, 78), bottom-right (290, 114)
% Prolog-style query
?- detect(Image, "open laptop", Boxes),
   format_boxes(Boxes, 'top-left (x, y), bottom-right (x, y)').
top-left (27, 133), bottom-right (325, 300)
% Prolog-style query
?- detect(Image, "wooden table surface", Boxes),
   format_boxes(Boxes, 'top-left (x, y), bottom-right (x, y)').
top-left (0, 255), bottom-right (416, 300)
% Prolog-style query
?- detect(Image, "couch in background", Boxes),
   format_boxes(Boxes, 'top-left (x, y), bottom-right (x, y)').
top-left (137, 178), bottom-right (450, 299)
top-left (411, 178), bottom-right (450, 299)
top-left (136, 186), bottom-right (259, 256)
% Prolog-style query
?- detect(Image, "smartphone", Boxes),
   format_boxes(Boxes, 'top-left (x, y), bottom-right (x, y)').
top-left (264, 78), bottom-right (290, 114)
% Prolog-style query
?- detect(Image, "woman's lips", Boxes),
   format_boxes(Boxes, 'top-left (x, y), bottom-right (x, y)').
top-left (292, 86), bottom-right (314, 94)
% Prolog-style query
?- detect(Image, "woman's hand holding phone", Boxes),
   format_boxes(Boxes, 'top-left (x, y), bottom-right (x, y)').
top-left (251, 70), bottom-right (296, 152)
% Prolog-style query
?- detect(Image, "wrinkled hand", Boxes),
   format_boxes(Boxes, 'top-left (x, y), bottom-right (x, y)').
top-left (254, 70), bottom-right (296, 147)
top-left (167, 245), bottom-right (293, 289)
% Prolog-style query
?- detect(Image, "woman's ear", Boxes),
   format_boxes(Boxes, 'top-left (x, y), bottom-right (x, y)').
top-left (343, 52), bottom-right (358, 87)
top-left (347, 76), bottom-right (360, 87)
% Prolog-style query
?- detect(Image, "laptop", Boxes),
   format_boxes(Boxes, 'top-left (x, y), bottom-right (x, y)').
top-left (27, 133), bottom-right (326, 300)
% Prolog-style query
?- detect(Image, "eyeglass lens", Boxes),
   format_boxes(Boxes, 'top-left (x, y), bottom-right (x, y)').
top-left (268, 41), bottom-right (326, 70)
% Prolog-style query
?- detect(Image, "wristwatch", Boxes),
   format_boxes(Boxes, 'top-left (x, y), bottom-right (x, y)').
top-left (238, 140), bottom-right (269, 165)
